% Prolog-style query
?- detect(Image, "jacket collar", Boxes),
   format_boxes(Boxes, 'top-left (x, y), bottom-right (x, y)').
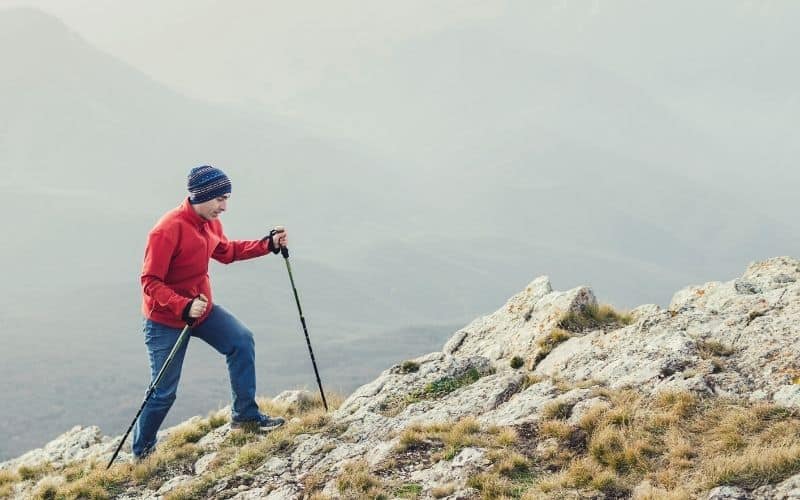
top-left (179, 197), bottom-right (210, 228)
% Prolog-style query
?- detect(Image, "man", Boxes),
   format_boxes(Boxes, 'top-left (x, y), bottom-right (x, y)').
top-left (132, 165), bottom-right (286, 460)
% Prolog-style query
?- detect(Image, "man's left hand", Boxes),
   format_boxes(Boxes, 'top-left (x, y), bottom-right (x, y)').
top-left (273, 228), bottom-right (288, 248)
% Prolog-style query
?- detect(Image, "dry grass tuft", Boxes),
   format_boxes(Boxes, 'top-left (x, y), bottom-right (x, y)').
top-left (431, 483), bottom-right (456, 498)
top-left (524, 388), bottom-right (800, 497)
top-left (17, 462), bottom-right (53, 482)
top-left (0, 469), bottom-right (19, 487)
top-left (542, 400), bottom-right (572, 421)
top-left (697, 339), bottom-right (734, 358)
top-left (538, 420), bottom-right (574, 442)
top-left (336, 460), bottom-right (385, 497)
top-left (557, 304), bottom-right (633, 333)
top-left (31, 478), bottom-right (61, 500)
top-left (704, 443), bottom-right (800, 489)
top-left (301, 470), bottom-right (328, 495)
top-left (534, 329), bottom-right (572, 365)
top-left (467, 472), bottom-right (515, 499)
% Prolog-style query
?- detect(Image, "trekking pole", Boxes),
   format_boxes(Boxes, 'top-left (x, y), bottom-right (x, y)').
top-left (269, 228), bottom-right (329, 412)
top-left (106, 319), bottom-right (194, 469)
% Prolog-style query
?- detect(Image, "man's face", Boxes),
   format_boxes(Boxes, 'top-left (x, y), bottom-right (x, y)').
top-left (193, 194), bottom-right (230, 220)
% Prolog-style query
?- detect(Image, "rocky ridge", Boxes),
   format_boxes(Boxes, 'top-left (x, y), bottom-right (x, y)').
top-left (2, 256), bottom-right (800, 499)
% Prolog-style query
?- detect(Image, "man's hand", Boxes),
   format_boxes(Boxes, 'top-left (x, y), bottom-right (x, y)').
top-left (188, 294), bottom-right (209, 319)
top-left (273, 227), bottom-right (288, 248)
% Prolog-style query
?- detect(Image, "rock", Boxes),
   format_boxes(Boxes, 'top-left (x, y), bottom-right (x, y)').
top-left (195, 452), bottom-right (218, 475)
top-left (257, 456), bottom-right (289, 476)
top-left (2, 426), bottom-right (105, 469)
top-left (156, 474), bottom-right (193, 495)
top-left (772, 385), bottom-right (800, 408)
top-left (409, 447), bottom-right (489, 493)
top-left (273, 389), bottom-right (315, 407)
top-left (229, 486), bottom-right (270, 499)
top-left (265, 485), bottom-right (300, 499)
top-left (753, 471), bottom-right (800, 499)
top-left (197, 423), bottom-right (231, 449)
top-left (706, 485), bottom-right (752, 499)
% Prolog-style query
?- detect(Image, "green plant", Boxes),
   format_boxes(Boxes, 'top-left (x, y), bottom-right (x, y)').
top-left (393, 482), bottom-right (423, 498)
top-left (400, 361), bottom-right (420, 373)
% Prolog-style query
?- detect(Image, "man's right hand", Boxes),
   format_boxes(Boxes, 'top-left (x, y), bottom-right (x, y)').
top-left (188, 294), bottom-right (209, 319)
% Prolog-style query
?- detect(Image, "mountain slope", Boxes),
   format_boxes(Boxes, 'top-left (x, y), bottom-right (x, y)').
top-left (2, 256), bottom-right (799, 499)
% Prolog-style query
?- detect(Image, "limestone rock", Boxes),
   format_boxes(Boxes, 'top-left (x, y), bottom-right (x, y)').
top-left (408, 447), bottom-right (489, 494)
top-left (195, 452), bottom-right (218, 476)
top-left (753, 470), bottom-right (800, 499)
top-left (706, 485), bottom-right (752, 499)
top-left (156, 474), bottom-right (193, 495)
top-left (273, 389), bottom-right (315, 407)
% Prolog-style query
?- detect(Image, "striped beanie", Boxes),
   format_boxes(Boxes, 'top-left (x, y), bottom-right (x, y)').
top-left (187, 165), bottom-right (232, 204)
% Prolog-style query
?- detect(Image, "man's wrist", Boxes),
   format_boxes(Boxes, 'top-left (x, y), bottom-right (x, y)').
top-left (181, 301), bottom-right (193, 322)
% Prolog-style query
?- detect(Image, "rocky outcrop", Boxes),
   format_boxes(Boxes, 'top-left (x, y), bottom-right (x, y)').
top-left (3, 257), bottom-right (800, 499)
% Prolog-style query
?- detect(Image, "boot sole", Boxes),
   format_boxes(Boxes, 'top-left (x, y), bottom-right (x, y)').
top-left (230, 421), bottom-right (285, 431)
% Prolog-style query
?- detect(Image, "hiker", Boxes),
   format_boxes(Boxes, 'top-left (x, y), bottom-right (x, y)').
top-left (132, 165), bottom-right (286, 460)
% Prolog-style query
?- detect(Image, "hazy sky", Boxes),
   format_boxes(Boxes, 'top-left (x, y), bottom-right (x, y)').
top-left (6, 1), bottom-right (797, 181)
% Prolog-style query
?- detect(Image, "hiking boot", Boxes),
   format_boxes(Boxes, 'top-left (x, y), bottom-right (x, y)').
top-left (230, 413), bottom-right (285, 431)
top-left (132, 445), bottom-right (154, 464)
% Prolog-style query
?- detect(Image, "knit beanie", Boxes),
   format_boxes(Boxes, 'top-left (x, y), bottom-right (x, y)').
top-left (187, 165), bottom-right (232, 204)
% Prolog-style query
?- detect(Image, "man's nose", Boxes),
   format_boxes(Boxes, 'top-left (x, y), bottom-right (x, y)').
top-left (220, 200), bottom-right (227, 211)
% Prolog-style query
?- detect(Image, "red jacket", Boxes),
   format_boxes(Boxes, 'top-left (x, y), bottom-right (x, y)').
top-left (141, 198), bottom-right (271, 327)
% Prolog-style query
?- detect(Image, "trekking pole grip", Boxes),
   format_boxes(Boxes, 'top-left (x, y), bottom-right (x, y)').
top-left (266, 227), bottom-right (285, 255)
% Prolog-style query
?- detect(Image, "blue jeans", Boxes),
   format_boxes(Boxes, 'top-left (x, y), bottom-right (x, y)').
top-left (132, 304), bottom-right (261, 457)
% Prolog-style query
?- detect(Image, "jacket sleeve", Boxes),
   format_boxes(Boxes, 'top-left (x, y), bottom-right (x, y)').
top-left (141, 230), bottom-right (193, 318)
top-left (211, 231), bottom-right (271, 264)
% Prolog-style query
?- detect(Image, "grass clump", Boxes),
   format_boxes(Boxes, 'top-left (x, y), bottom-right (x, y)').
top-left (542, 400), bottom-right (572, 420)
top-left (697, 339), bottom-right (734, 358)
top-left (533, 328), bottom-right (572, 365)
top-left (35, 391), bottom-right (346, 500)
top-left (17, 462), bottom-right (53, 482)
top-left (524, 389), bottom-right (800, 497)
top-left (336, 460), bottom-right (387, 498)
top-left (395, 417), bottom-right (509, 463)
top-left (400, 360), bottom-right (420, 373)
top-left (510, 356), bottom-right (524, 369)
top-left (0, 469), bottom-right (19, 499)
top-left (301, 470), bottom-right (328, 496)
top-left (162, 419), bottom-right (212, 449)
top-left (132, 443), bottom-right (201, 488)
top-left (31, 479), bottom-right (61, 500)
top-left (416, 368), bottom-right (483, 400)
top-left (539, 420), bottom-right (574, 441)
top-left (56, 463), bottom-right (132, 499)
top-left (557, 303), bottom-right (633, 333)
top-left (467, 472), bottom-right (515, 499)
top-left (431, 483), bottom-right (456, 497)
top-left (393, 482), bottom-right (423, 498)
top-left (208, 409), bottom-right (228, 428)
top-left (704, 444), bottom-right (800, 489)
